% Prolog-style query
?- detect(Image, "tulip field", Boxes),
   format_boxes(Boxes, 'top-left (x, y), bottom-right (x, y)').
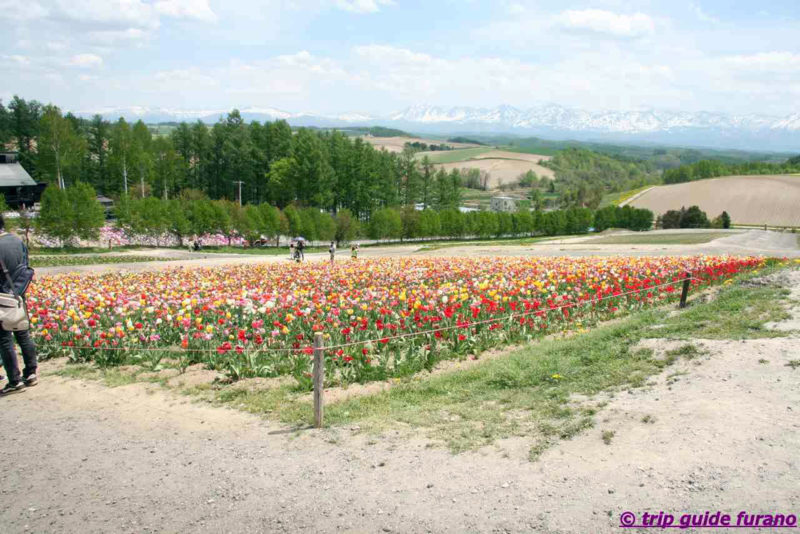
top-left (27, 255), bottom-right (764, 387)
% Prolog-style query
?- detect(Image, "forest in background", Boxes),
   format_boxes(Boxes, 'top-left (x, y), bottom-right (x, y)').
top-left (3, 95), bottom-right (799, 220)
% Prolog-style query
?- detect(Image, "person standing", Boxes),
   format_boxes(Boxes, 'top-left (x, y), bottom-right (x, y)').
top-left (0, 215), bottom-right (37, 396)
top-left (329, 241), bottom-right (336, 264)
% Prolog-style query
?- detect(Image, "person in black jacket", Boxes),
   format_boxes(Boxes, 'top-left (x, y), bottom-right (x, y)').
top-left (0, 215), bottom-right (37, 396)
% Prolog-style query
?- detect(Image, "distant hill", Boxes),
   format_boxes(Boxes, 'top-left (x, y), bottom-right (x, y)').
top-left (629, 175), bottom-right (800, 227)
top-left (74, 103), bottom-right (800, 152)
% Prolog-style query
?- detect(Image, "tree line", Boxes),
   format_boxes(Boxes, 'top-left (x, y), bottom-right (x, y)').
top-left (30, 183), bottom-right (654, 247)
top-left (0, 96), bottom-right (463, 218)
top-left (542, 148), bottom-right (661, 209)
top-left (662, 158), bottom-right (800, 184)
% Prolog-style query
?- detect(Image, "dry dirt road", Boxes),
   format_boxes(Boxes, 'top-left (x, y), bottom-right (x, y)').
top-left (36, 230), bottom-right (800, 276)
top-left (2, 271), bottom-right (799, 533)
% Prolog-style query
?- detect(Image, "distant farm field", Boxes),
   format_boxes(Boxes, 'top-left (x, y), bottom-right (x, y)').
top-left (430, 149), bottom-right (554, 188)
top-left (629, 175), bottom-right (800, 227)
top-left (361, 136), bottom-right (480, 153)
top-left (415, 147), bottom-right (494, 163)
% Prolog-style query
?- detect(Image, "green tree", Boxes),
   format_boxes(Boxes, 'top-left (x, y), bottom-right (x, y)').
top-left (87, 115), bottom-right (110, 192)
top-left (400, 206), bottom-right (420, 240)
top-left (266, 157), bottom-right (296, 207)
top-left (720, 210), bottom-right (731, 229)
top-left (38, 105), bottom-right (85, 189)
top-left (418, 210), bottom-right (441, 238)
top-left (67, 182), bottom-right (105, 242)
top-left (166, 199), bottom-right (192, 246)
top-left (8, 96), bottom-right (42, 176)
top-left (680, 206), bottom-right (710, 228)
top-left (241, 205), bottom-right (264, 244)
top-left (660, 209), bottom-right (682, 229)
top-left (513, 209), bottom-right (533, 236)
top-left (283, 205), bottom-right (303, 238)
top-left (210, 200), bottom-right (234, 243)
top-left (257, 203), bottom-right (284, 245)
top-left (131, 121), bottom-right (153, 197)
top-left (439, 208), bottom-right (464, 238)
top-left (37, 187), bottom-right (73, 246)
top-left (368, 208), bottom-right (402, 241)
top-left (313, 210), bottom-right (336, 242)
top-left (109, 118), bottom-right (133, 195)
top-left (334, 209), bottom-right (360, 245)
top-left (152, 137), bottom-right (182, 200)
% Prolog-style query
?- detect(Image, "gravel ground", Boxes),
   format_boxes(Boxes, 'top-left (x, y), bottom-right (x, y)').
top-left (1, 270), bottom-right (798, 533)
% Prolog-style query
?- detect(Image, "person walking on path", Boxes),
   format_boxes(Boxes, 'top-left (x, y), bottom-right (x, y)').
top-left (351, 243), bottom-right (359, 260)
top-left (329, 241), bottom-right (336, 264)
top-left (0, 215), bottom-right (37, 396)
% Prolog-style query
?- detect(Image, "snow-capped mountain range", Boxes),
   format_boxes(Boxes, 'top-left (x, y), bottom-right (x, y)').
top-left (77, 104), bottom-right (800, 151)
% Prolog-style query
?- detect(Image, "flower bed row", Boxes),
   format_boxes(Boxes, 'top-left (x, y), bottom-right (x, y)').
top-left (28, 255), bottom-right (764, 386)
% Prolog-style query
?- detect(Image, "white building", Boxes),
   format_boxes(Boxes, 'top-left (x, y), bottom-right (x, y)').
top-left (490, 196), bottom-right (517, 213)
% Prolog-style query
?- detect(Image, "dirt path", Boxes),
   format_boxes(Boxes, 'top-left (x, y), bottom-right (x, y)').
top-left (418, 230), bottom-right (800, 259)
top-left (2, 272), bottom-right (799, 533)
top-left (35, 230), bottom-right (800, 276)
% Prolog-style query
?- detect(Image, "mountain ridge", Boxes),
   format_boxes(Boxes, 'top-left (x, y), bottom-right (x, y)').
top-left (74, 104), bottom-right (800, 151)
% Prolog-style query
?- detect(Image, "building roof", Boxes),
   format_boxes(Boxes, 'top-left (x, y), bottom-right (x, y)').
top-left (0, 163), bottom-right (37, 187)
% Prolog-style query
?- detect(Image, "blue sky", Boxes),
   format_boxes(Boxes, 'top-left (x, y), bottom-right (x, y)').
top-left (1, 0), bottom-right (799, 116)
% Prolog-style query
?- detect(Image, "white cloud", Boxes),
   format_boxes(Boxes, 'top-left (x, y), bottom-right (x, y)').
top-left (690, 3), bottom-right (720, 24)
top-left (354, 45), bottom-right (433, 64)
top-left (68, 53), bottom-right (103, 68)
top-left (6, 55), bottom-right (32, 66)
top-left (86, 28), bottom-right (148, 45)
top-left (335, 0), bottom-right (394, 14)
top-left (154, 0), bottom-right (217, 22)
top-left (724, 51), bottom-right (800, 72)
top-left (556, 9), bottom-right (655, 38)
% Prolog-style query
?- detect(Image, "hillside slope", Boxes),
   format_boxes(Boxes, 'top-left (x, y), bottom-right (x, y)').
top-left (629, 175), bottom-right (800, 226)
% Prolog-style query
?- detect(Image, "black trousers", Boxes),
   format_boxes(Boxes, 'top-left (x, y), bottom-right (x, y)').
top-left (0, 329), bottom-right (38, 384)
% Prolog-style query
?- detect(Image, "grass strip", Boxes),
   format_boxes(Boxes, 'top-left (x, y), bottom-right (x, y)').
top-left (32, 255), bottom-right (172, 268)
top-left (198, 264), bottom-right (793, 454)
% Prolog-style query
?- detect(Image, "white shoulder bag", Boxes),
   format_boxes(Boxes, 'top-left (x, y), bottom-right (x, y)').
top-left (0, 258), bottom-right (29, 331)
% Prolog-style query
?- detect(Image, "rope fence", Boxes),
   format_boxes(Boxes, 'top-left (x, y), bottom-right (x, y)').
top-left (54, 273), bottom-right (701, 356)
top-left (48, 272), bottom-right (705, 427)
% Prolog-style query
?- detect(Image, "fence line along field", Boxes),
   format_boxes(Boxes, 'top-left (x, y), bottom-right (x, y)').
top-left (629, 174), bottom-right (800, 227)
top-left (29, 255), bottom-right (763, 386)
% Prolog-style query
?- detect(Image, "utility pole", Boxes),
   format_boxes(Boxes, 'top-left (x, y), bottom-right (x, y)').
top-left (232, 180), bottom-right (245, 206)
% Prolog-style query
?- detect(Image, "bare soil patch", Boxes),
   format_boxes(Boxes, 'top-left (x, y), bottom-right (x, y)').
top-left (629, 174), bottom-right (800, 227)
top-left (436, 152), bottom-right (554, 188)
top-left (1, 270), bottom-right (799, 532)
top-left (360, 136), bottom-right (479, 153)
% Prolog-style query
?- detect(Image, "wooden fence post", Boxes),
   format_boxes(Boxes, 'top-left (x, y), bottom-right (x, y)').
top-left (679, 272), bottom-right (691, 309)
top-left (313, 332), bottom-right (324, 428)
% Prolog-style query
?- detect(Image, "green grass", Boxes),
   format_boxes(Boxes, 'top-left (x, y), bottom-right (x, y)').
top-left (498, 145), bottom-right (560, 157)
top-left (584, 232), bottom-right (736, 245)
top-left (30, 246), bottom-right (130, 256)
top-left (48, 261), bottom-right (795, 459)
top-left (414, 147), bottom-right (493, 163)
top-left (416, 236), bottom-right (557, 251)
top-left (599, 186), bottom-right (654, 208)
top-left (192, 263), bottom-right (794, 456)
top-left (31, 255), bottom-right (172, 268)
top-left (196, 245), bottom-right (328, 255)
